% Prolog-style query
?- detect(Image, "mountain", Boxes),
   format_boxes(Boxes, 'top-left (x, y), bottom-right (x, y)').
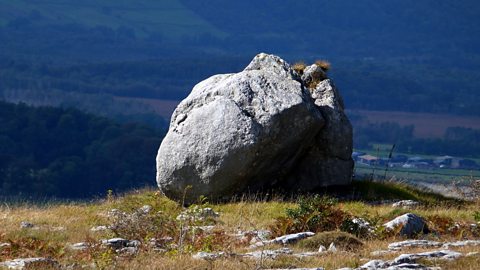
top-left (0, 0), bottom-right (479, 117)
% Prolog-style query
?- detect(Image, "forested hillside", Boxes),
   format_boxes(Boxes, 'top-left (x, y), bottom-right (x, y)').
top-left (0, 0), bottom-right (479, 116)
top-left (0, 102), bottom-right (163, 198)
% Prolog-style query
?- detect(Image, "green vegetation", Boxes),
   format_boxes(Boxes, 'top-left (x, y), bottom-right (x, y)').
top-left (270, 195), bottom-right (347, 236)
top-left (0, 101), bottom-right (163, 198)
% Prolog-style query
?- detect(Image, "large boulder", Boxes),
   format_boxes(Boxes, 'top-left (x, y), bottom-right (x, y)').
top-left (156, 53), bottom-right (352, 203)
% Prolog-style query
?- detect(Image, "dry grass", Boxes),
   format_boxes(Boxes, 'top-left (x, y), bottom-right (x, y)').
top-left (292, 61), bottom-right (307, 75)
top-left (315, 59), bottom-right (331, 72)
top-left (0, 186), bottom-right (479, 269)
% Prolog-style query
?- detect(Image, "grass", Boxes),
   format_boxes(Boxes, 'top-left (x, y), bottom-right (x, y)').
top-left (0, 183), bottom-right (479, 269)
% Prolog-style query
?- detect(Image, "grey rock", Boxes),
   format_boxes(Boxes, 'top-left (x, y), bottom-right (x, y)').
top-left (176, 206), bottom-right (219, 222)
top-left (301, 64), bottom-right (327, 87)
top-left (138, 205), bottom-right (152, 214)
top-left (236, 229), bottom-right (272, 244)
top-left (292, 251), bottom-right (320, 258)
top-left (69, 242), bottom-right (89, 251)
top-left (19, 221), bottom-right (35, 229)
top-left (392, 200), bottom-right (420, 209)
top-left (286, 79), bottom-right (353, 189)
top-left (0, 243), bottom-right (11, 249)
top-left (359, 259), bottom-right (389, 269)
top-left (466, 252), bottom-right (479, 257)
top-left (101, 238), bottom-right (130, 249)
top-left (318, 245), bottom-right (327, 252)
top-left (273, 232), bottom-right (315, 245)
top-left (393, 250), bottom-right (462, 264)
top-left (388, 240), bottom-right (442, 250)
top-left (0, 257), bottom-right (59, 269)
top-left (328, 242), bottom-right (337, 252)
top-left (442, 240), bottom-right (480, 248)
top-left (245, 247), bottom-right (293, 259)
top-left (192, 251), bottom-right (226, 260)
top-left (156, 53), bottom-right (352, 203)
top-left (383, 213), bottom-right (428, 237)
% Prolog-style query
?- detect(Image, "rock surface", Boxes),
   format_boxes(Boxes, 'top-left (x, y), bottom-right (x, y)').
top-left (0, 257), bottom-right (59, 269)
top-left (383, 213), bottom-right (428, 237)
top-left (156, 53), bottom-right (353, 202)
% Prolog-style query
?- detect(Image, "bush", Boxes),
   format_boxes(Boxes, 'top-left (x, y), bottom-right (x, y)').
top-left (270, 195), bottom-right (348, 236)
top-left (297, 231), bottom-right (363, 251)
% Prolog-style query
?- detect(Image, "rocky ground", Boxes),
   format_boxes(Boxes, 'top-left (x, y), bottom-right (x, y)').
top-left (0, 182), bottom-right (479, 269)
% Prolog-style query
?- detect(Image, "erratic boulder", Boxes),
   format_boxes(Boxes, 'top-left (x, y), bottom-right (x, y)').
top-left (156, 53), bottom-right (353, 203)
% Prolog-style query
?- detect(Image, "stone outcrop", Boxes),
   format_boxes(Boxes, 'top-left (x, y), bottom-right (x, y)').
top-left (156, 53), bottom-right (353, 203)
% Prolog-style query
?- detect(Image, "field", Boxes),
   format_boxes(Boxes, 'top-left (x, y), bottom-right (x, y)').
top-left (1, 184), bottom-right (479, 269)
top-left (349, 110), bottom-right (480, 138)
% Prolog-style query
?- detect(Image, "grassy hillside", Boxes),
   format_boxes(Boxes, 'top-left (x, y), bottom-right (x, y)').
top-left (0, 183), bottom-right (478, 269)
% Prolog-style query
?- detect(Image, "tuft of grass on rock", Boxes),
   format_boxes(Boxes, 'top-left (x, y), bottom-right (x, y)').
top-left (292, 61), bottom-right (307, 75)
top-left (314, 59), bottom-right (331, 72)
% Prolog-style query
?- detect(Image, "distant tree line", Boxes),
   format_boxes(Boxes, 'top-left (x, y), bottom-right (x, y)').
top-left (354, 122), bottom-right (480, 157)
top-left (0, 102), bottom-right (164, 198)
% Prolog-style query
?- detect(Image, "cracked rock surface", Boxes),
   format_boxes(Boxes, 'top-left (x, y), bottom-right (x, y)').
top-left (156, 53), bottom-right (353, 203)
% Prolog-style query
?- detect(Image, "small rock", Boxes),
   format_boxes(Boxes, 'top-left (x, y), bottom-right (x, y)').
top-left (466, 252), bottom-right (479, 257)
top-left (350, 217), bottom-right (375, 236)
top-left (383, 213), bottom-right (428, 237)
top-left (137, 205), bottom-right (152, 214)
top-left (0, 243), bottom-right (11, 249)
top-left (101, 238), bottom-right (130, 249)
top-left (176, 207), bottom-right (219, 222)
top-left (393, 250), bottom-right (462, 264)
top-left (292, 252), bottom-right (320, 258)
top-left (358, 259), bottom-right (389, 269)
top-left (19, 221), bottom-right (35, 229)
top-left (192, 251), bottom-right (225, 260)
top-left (245, 248), bottom-right (293, 259)
top-left (388, 240), bottom-right (442, 250)
top-left (442, 240), bottom-right (480, 248)
top-left (0, 257), bottom-right (59, 269)
top-left (69, 242), bottom-right (89, 251)
top-left (391, 200), bottom-right (420, 209)
top-left (90, 225), bottom-right (109, 232)
top-left (318, 245), bottom-right (327, 252)
top-left (272, 232), bottom-right (315, 245)
top-left (328, 242), bottom-right (337, 252)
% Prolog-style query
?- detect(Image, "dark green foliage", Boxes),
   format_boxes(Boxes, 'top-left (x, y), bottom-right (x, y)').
top-left (0, 101), bottom-right (163, 198)
top-left (474, 211), bottom-right (480, 222)
top-left (296, 231), bottom-right (363, 251)
top-left (270, 195), bottom-right (348, 236)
